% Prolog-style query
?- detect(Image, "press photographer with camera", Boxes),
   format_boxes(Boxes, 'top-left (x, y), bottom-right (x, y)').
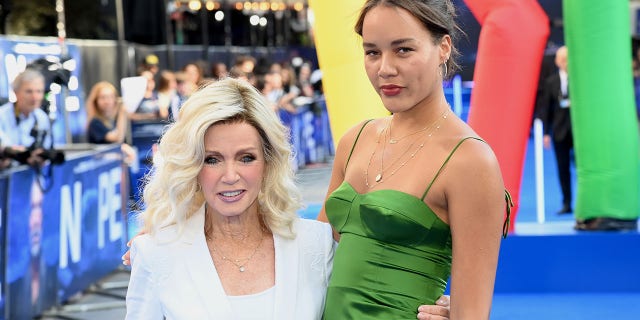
top-left (0, 68), bottom-right (58, 169)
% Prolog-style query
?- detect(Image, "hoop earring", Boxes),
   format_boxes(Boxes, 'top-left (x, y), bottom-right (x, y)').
top-left (441, 61), bottom-right (448, 79)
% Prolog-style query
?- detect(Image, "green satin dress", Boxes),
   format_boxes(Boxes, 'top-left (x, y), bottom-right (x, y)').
top-left (322, 122), bottom-right (480, 319)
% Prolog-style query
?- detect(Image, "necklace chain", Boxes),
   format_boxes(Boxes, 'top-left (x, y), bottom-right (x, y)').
top-left (209, 235), bottom-right (264, 272)
top-left (366, 122), bottom-right (419, 186)
top-left (365, 109), bottom-right (449, 189)
top-left (389, 112), bottom-right (443, 144)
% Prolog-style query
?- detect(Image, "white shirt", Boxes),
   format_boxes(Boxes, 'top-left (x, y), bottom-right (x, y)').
top-left (559, 69), bottom-right (569, 98)
top-left (228, 286), bottom-right (276, 320)
top-left (0, 102), bottom-right (52, 148)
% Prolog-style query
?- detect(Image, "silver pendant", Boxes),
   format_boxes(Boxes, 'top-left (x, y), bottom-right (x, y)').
top-left (375, 173), bottom-right (382, 182)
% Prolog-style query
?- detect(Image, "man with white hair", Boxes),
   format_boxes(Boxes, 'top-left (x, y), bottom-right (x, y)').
top-left (0, 68), bottom-right (51, 168)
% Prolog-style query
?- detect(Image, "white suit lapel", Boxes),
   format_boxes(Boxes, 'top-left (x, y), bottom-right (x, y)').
top-left (272, 232), bottom-right (299, 320)
top-left (182, 206), bottom-right (234, 318)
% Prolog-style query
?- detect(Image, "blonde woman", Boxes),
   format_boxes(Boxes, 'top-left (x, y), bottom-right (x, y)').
top-left (125, 78), bottom-right (335, 319)
top-left (85, 81), bottom-right (135, 163)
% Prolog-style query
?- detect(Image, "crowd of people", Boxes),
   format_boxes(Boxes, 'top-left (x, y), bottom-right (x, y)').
top-left (131, 52), bottom-right (324, 123)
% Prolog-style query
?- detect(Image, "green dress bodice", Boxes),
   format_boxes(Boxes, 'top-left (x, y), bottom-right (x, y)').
top-left (322, 181), bottom-right (452, 319)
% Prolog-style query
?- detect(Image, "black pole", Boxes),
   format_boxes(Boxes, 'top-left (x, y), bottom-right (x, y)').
top-left (224, 0), bottom-right (232, 47)
top-left (115, 0), bottom-right (127, 80)
top-left (164, 0), bottom-right (175, 71)
top-left (200, 0), bottom-right (209, 61)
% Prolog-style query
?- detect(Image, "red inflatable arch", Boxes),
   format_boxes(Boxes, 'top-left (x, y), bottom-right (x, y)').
top-left (464, 0), bottom-right (549, 231)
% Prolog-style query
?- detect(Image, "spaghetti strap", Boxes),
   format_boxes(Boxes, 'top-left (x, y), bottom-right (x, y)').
top-left (503, 190), bottom-right (513, 238)
top-left (418, 136), bottom-right (513, 239)
top-left (421, 136), bottom-right (484, 200)
top-left (344, 119), bottom-right (374, 171)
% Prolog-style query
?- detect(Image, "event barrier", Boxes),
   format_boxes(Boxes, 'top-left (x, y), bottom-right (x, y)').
top-left (278, 97), bottom-right (335, 170)
top-left (1, 144), bottom-right (128, 319)
top-left (0, 172), bottom-right (7, 318)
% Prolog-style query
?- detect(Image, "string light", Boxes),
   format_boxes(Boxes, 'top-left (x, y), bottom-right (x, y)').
top-left (188, 0), bottom-right (201, 11)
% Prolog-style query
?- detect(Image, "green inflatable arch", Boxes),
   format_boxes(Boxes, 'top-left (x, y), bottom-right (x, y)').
top-left (564, 0), bottom-right (639, 222)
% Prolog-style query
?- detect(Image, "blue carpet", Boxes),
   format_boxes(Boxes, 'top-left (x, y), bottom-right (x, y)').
top-left (518, 135), bottom-right (577, 223)
top-left (491, 292), bottom-right (640, 320)
top-left (298, 203), bottom-right (323, 220)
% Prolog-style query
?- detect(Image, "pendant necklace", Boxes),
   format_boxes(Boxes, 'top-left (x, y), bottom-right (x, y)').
top-left (375, 122), bottom-right (388, 183)
top-left (209, 235), bottom-right (264, 272)
top-left (364, 120), bottom-right (389, 186)
top-left (364, 109), bottom-right (450, 189)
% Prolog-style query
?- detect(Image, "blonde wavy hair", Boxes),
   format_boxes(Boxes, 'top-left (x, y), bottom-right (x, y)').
top-left (140, 78), bottom-right (302, 239)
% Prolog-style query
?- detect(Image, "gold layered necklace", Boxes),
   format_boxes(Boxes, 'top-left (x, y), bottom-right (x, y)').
top-left (388, 114), bottom-right (442, 144)
top-left (364, 109), bottom-right (449, 189)
top-left (209, 235), bottom-right (264, 272)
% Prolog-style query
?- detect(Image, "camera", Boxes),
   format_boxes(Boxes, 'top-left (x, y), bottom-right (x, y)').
top-left (1, 146), bottom-right (65, 166)
top-left (0, 128), bottom-right (65, 166)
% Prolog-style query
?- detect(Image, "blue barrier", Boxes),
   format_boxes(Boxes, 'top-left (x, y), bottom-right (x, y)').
top-left (0, 173), bottom-right (7, 319)
top-left (129, 120), bottom-right (166, 202)
top-left (278, 97), bottom-right (335, 170)
top-left (2, 145), bottom-right (127, 319)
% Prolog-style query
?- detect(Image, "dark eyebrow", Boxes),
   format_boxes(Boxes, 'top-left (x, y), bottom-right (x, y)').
top-left (204, 147), bottom-right (259, 155)
top-left (363, 38), bottom-right (416, 48)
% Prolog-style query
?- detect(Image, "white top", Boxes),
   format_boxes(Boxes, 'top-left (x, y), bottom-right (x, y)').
top-left (559, 69), bottom-right (569, 97)
top-left (228, 286), bottom-right (276, 320)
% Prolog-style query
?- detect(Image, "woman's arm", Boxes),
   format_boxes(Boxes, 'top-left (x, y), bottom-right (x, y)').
top-left (105, 109), bottom-right (129, 143)
top-left (446, 139), bottom-right (505, 319)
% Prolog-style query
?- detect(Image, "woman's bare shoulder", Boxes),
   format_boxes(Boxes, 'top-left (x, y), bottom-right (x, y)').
top-left (334, 118), bottom-right (386, 163)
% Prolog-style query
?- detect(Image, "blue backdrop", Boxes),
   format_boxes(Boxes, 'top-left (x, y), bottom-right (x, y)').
top-left (0, 174), bottom-right (7, 319)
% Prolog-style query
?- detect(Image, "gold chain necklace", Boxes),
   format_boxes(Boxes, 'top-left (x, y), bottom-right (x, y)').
top-left (365, 122), bottom-right (419, 186)
top-left (388, 112), bottom-right (443, 144)
top-left (209, 235), bottom-right (264, 272)
top-left (364, 121), bottom-right (388, 185)
top-left (364, 109), bottom-right (449, 189)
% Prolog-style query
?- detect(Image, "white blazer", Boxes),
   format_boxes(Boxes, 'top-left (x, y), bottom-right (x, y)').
top-left (125, 206), bottom-right (335, 320)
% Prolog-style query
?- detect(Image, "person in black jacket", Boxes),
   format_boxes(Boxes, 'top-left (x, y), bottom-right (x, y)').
top-left (539, 46), bottom-right (574, 214)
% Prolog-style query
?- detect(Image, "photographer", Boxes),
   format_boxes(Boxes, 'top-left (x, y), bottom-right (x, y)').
top-left (0, 69), bottom-right (52, 168)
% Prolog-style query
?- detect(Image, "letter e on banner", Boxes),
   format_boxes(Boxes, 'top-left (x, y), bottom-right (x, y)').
top-left (98, 167), bottom-right (123, 249)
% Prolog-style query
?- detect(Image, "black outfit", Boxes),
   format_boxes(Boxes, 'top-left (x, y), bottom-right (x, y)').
top-left (538, 71), bottom-right (574, 213)
top-left (88, 118), bottom-right (114, 144)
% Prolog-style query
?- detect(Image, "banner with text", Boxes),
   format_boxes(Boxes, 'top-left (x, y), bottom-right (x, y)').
top-left (5, 146), bottom-right (126, 318)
